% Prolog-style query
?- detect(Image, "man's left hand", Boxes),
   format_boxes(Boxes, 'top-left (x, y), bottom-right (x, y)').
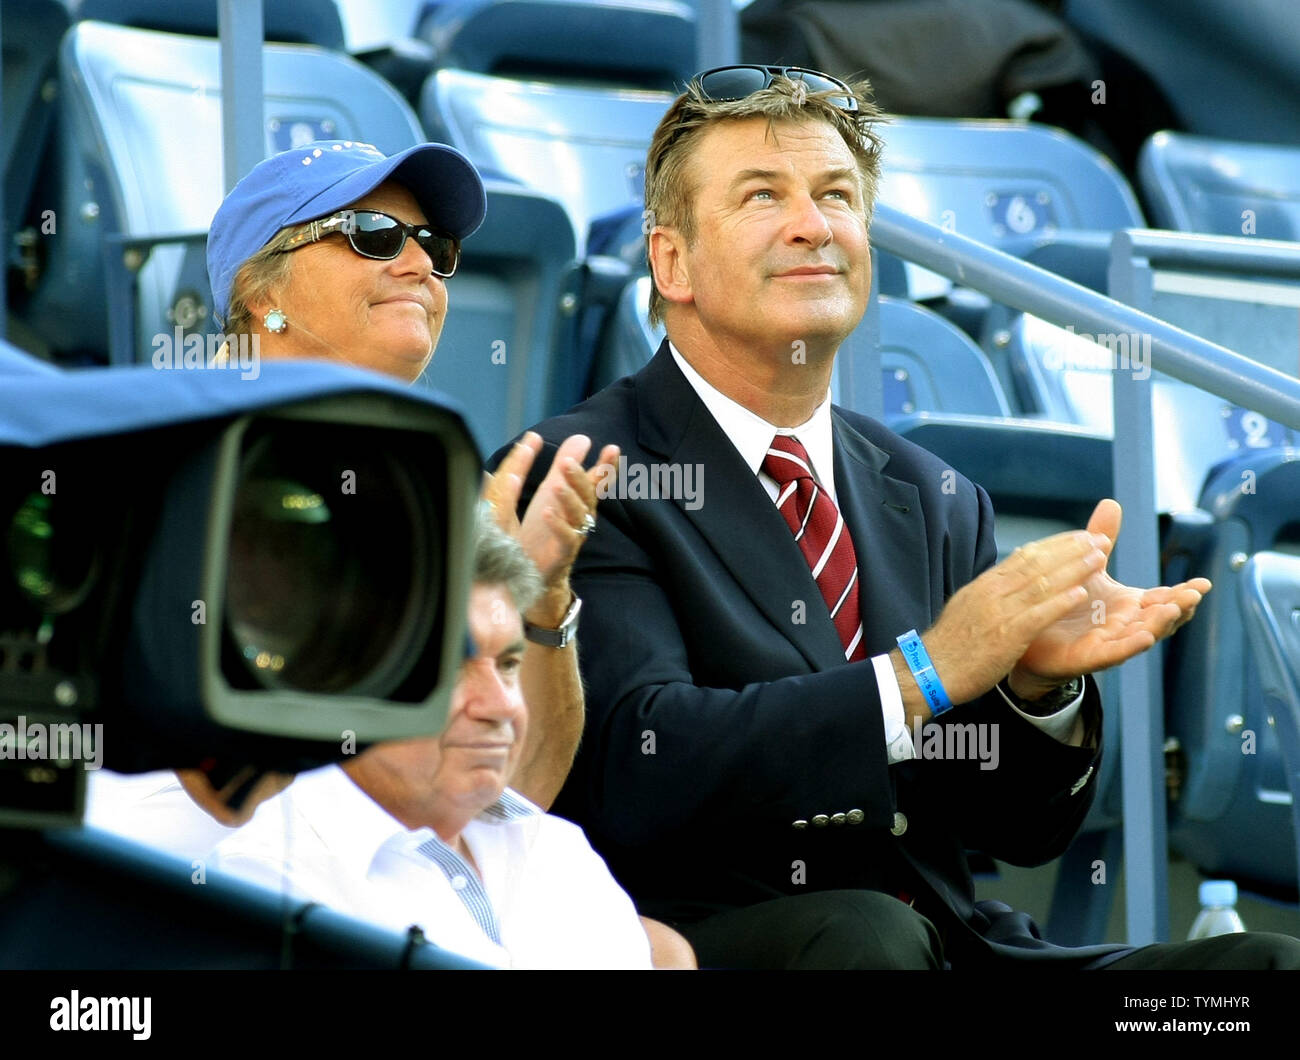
top-left (1009, 499), bottom-right (1211, 700)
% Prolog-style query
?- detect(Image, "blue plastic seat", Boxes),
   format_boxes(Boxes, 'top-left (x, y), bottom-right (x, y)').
top-left (417, 0), bottom-right (694, 88)
top-left (1, 0), bottom-right (68, 243)
top-left (1238, 550), bottom-right (1300, 893)
top-left (881, 117), bottom-right (1144, 251)
top-left (1162, 453), bottom-right (1300, 892)
top-left (71, 0), bottom-right (346, 48)
top-left (879, 117), bottom-right (1146, 419)
top-left (872, 296), bottom-right (1010, 423)
top-left (1139, 131), bottom-right (1300, 241)
top-left (417, 0), bottom-right (692, 251)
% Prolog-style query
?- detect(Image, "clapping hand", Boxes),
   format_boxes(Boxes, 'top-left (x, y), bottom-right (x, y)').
top-left (1007, 499), bottom-right (1210, 698)
top-left (482, 431), bottom-right (620, 586)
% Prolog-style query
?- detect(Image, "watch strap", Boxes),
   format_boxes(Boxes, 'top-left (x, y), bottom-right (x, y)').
top-left (523, 594), bottom-right (582, 648)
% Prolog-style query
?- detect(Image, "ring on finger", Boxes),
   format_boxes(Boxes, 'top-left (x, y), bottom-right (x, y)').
top-left (578, 512), bottom-right (597, 536)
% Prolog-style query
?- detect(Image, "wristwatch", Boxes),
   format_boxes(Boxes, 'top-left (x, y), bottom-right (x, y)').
top-left (523, 593), bottom-right (582, 648)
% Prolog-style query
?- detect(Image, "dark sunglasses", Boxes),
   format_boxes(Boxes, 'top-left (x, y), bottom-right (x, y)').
top-left (280, 209), bottom-right (461, 277)
top-left (695, 65), bottom-right (859, 113)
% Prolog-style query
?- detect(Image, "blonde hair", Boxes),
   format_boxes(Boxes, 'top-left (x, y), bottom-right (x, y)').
top-left (218, 222), bottom-right (309, 338)
top-left (644, 74), bottom-right (886, 327)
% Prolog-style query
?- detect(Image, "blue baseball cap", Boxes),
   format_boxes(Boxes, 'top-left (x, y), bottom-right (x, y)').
top-left (206, 139), bottom-right (487, 323)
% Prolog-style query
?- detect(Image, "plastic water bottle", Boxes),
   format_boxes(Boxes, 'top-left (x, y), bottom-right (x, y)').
top-left (1188, 880), bottom-right (1247, 939)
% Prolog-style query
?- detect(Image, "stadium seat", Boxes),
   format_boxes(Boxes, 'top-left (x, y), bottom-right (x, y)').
top-left (1162, 453), bottom-right (1300, 893)
top-left (416, 0), bottom-right (693, 251)
top-left (1238, 550), bottom-right (1300, 893)
top-left (881, 117), bottom-right (1144, 251)
top-left (1139, 131), bottom-right (1300, 241)
top-left (70, 0), bottom-right (346, 48)
top-left (417, 0), bottom-right (693, 88)
top-left (878, 117), bottom-right (1146, 418)
top-left (1, 0), bottom-right (67, 265)
top-left (872, 296), bottom-right (1010, 423)
top-left (17, 17), bottom-right (577, 449)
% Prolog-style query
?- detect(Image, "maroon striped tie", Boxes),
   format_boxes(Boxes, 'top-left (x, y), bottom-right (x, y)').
top-left (762, 435), bottom-right (866, 662)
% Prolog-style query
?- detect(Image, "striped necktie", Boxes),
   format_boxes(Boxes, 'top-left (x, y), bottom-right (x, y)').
top-left (762, 434), bottom-right (866, 662)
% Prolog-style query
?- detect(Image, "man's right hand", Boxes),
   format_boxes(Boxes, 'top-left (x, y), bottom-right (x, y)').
top-left (892, 527), bottom-right (1111, 720)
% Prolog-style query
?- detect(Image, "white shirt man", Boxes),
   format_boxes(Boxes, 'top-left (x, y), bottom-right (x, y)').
top-left (210, 541), bottom-right (653, 970)
top-left (211, 763), bottom-right (650, 969)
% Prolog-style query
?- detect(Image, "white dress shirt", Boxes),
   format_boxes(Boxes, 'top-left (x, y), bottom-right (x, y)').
top-left (209, 765), bottom-right (652, 970)
top-left (667, 343), bottom-right (1086, 753)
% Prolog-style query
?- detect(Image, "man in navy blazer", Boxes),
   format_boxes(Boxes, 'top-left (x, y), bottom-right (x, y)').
top-left (492, 68), bottom-right (1300, 969)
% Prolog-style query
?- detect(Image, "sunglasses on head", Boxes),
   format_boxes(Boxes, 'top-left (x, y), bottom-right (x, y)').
top-left (280, 209), bottom-right (461, 277)
top-left (695, 65), bottom-right (859, 113)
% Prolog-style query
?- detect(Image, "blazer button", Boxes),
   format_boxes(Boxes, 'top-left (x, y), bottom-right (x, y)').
top-left (812, 814), bottom-right (830, 827)
top-left (890, 812), bottom-right (908, 836)
top-left (830, 812), bottom-right (846, 825)
top-left (792, 819), bottom-right (808, 830)
top-left (846, 809), bottom-right (865, 825)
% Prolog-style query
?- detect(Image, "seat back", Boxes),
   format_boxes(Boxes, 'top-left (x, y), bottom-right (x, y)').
top-left (1238, 550), bottom-right (1300, 892)
top-left (1, 0), bottom-right (68, 234)
top-left (1163, 454), bottom-right (1300, 891)
top-left (880, 117), bottom-right (1144, 249)
top-left (417, 0), bottom-right (692, 249)
top-left (1140, 131), bottom-right (1300, 241)
top-left (873, 296), bottom-right (1009, 423)
top-left (420, 70), bottom-right (672, 253)
top-left (878, 117), bottom-right (1146, 415)
top-left (418, 0), bottom-right (694, 87)
top-left (71, 0), bottom-right (346, 47)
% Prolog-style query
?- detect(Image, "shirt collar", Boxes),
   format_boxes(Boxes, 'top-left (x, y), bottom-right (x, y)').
top-left (285, 767), bottom-right (540, 874)
top-left (668, 342), bottom-right (837, 498)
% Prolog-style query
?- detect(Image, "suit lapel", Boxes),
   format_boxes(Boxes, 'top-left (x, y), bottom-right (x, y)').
top-left (635, 344), bottom-right (846, 672)
top-left (831, 411), bottom-right (932, 653)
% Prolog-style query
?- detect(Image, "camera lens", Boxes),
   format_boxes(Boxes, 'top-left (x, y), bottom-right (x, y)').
top-left (224, 428), bottom-right (439, 697)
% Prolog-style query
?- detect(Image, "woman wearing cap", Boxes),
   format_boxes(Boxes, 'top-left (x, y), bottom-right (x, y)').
top-left (204, 139), bottom-right (618, 812)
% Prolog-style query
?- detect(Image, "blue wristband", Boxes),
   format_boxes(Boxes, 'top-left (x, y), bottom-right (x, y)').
top-left (895, 628), bottom-right (954, 716)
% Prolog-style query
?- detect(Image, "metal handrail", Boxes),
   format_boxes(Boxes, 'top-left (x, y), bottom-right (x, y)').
top-left (870, 204), bottom-right (1300, 429)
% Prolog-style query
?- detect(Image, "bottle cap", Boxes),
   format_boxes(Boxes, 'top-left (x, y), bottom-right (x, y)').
top-left (1199, 879), bottom-right (1237, 907)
